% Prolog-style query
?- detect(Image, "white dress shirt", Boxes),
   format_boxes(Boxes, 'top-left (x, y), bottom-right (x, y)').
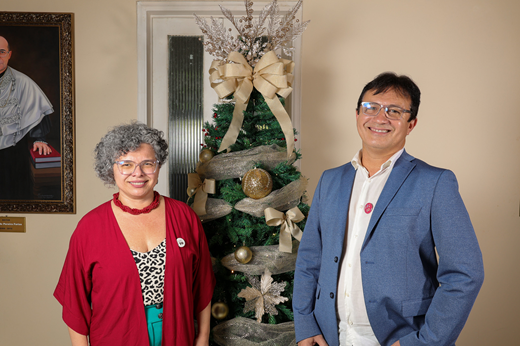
top-left (336, 148), bottom-right (404, 346)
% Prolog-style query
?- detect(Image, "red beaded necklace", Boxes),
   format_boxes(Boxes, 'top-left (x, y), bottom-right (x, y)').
top-left (113, 191), bottom-right (160, 215)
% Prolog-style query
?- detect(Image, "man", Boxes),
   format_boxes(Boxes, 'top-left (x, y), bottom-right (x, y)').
top-left (0, 35), bottom-right (54, 199)
top-left (293, 72), bottom-right (484, 346)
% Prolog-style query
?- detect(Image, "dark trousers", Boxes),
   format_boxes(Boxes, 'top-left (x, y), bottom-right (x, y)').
top-left (0, 135), bottom-right (33, 200)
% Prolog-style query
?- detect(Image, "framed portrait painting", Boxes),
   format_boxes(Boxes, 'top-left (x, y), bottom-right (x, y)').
top-left (0, 12), bottom-right (75, 213)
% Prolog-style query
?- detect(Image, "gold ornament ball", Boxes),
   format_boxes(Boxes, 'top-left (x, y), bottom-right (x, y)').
top-left (211, 302), bottom-right (229, 320)
top-left (187, 186), bottom-right (197, 197)
top-left (234, 245), bottom-right (253, 264)
top-left (199, 149), bottom-right (215, 163)
top-left (242, 168), bottom-right (273, 199)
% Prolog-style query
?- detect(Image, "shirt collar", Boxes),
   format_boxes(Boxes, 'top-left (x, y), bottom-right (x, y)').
top-left (351, 148), bottom-right (405, 173)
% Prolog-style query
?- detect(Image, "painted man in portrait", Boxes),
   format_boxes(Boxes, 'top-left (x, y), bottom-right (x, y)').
top-left (0, 35), bottom-right (54, 200)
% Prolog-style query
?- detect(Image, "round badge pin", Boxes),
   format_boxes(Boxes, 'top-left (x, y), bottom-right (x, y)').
top-left (364, 203), bottom-right (373, 214)
top-left (177, 238), bottom-right (186, 248)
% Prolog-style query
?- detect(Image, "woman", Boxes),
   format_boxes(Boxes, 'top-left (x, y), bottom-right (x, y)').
top-left (54, 122), bottom-right (215, 346)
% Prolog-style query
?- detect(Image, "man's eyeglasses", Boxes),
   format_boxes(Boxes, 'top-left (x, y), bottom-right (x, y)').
top-left (0, 50), bottom-right (10, 58)
top-left (360, 102), bottom-right (411, 120)
top-left (114, 160), bottom-right (159, 175)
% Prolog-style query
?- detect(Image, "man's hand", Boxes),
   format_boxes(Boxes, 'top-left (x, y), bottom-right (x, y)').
top-left (391, 341), bottom-right (401, 346)
top-left (33, 142), bottom-right (52, 155)
top-left (298, 334), bottom-right (329, 346)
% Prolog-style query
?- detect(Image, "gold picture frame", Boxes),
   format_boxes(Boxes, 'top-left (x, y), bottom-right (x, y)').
top-left (0, 12), bottom-right (75, 213)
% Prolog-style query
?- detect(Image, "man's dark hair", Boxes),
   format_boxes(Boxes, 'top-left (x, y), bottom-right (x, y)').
top-left (356, 72), bottom-right (421, 122)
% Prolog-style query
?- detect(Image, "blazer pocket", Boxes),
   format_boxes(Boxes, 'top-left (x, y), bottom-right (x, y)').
top-left (315, 283), bottom-right (321, 300)
top-left (385, 207), bottom-right (422, 216)
top-left (401, 297), bottom-right (433, 317)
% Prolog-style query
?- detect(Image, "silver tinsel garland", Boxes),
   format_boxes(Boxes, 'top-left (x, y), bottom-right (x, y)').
top-left (221, 240), bottom-right (299, 275)
top-left (197, 144), bottom-right (296, 181)
top-left (199, 198), bottom-right (233, 223)
top-left (212, 317), bottom-right (296, 346)
top-left (234, 176), bottom-right (307, 217)
top-left (196, 150), bottom-right (305, 222)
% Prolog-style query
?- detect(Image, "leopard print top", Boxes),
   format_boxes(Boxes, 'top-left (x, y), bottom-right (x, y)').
top-left (130, 239), bottom-right (166, 306)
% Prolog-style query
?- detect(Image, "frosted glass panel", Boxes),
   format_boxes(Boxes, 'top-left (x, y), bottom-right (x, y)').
top-left (168, 35), bottom-right (204, 201)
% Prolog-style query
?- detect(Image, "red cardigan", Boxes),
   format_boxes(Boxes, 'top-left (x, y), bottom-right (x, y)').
top-left (54, 197), bottom-right (215, 345)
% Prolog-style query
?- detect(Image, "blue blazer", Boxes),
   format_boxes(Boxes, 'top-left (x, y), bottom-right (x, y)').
top-left (293, 151), bottom-right (484, 346)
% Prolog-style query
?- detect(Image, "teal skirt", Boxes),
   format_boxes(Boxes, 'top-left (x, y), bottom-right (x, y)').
top-left (145, 303), bottom-right (163, 346)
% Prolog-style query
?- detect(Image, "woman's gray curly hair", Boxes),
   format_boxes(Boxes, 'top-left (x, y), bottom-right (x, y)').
top-left (94, 122), bottom-right (168, 185)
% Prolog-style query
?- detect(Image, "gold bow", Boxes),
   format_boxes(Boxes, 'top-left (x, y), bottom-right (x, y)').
top-left (187, 173), bottom-right (216, 216)
top-left (265, 207), bottom-right (305, 253)
top-left (209, 51), bottom-right (295, 158)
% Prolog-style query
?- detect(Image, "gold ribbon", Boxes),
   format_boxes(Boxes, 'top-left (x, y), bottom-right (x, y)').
top-left (265, 207), bottom-right (305, 253)
top-left (187, 173), bottom-right (216, 216)
top-left (209, 51), bottom-right (295, 158)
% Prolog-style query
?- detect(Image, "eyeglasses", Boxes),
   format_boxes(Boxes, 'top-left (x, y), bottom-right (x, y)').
top-left (114, 160), bottom-right (159, 175)
top-left (360, 102), bottom-right (411, 120)
top-left (0, 50), bottom-right (10, 58)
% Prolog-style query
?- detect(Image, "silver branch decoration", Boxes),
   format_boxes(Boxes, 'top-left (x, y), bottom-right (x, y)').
top-left (194, 0), bottom-right (309, 67)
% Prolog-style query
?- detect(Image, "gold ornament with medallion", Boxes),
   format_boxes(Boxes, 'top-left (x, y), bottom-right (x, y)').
top-left (242, 168), bottom-right (273, 199)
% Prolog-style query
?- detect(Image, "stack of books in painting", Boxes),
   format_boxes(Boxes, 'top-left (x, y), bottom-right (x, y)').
top-left (29, 144), bottom-right (61, 169)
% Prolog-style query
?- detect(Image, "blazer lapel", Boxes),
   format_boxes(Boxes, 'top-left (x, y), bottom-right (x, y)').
top-left (330, 163), bottom-right (357, 248)
top-left (361, 151), bottom-right (416, 251)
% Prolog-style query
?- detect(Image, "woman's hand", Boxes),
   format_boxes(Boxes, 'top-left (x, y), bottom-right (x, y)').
top-left (68, 327), bottom-right (88, 346)
top-left (194, 302), bottom-right (211, 346)
top-left (194, 335), bottom-right (209, 346)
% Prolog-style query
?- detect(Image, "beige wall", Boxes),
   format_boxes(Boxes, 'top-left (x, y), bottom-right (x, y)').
top-left (0, 0), bottom-right (518, 345)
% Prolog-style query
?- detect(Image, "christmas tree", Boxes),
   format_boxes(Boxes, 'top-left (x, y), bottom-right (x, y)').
top-left (190, 1), bottom-right (309, 344)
